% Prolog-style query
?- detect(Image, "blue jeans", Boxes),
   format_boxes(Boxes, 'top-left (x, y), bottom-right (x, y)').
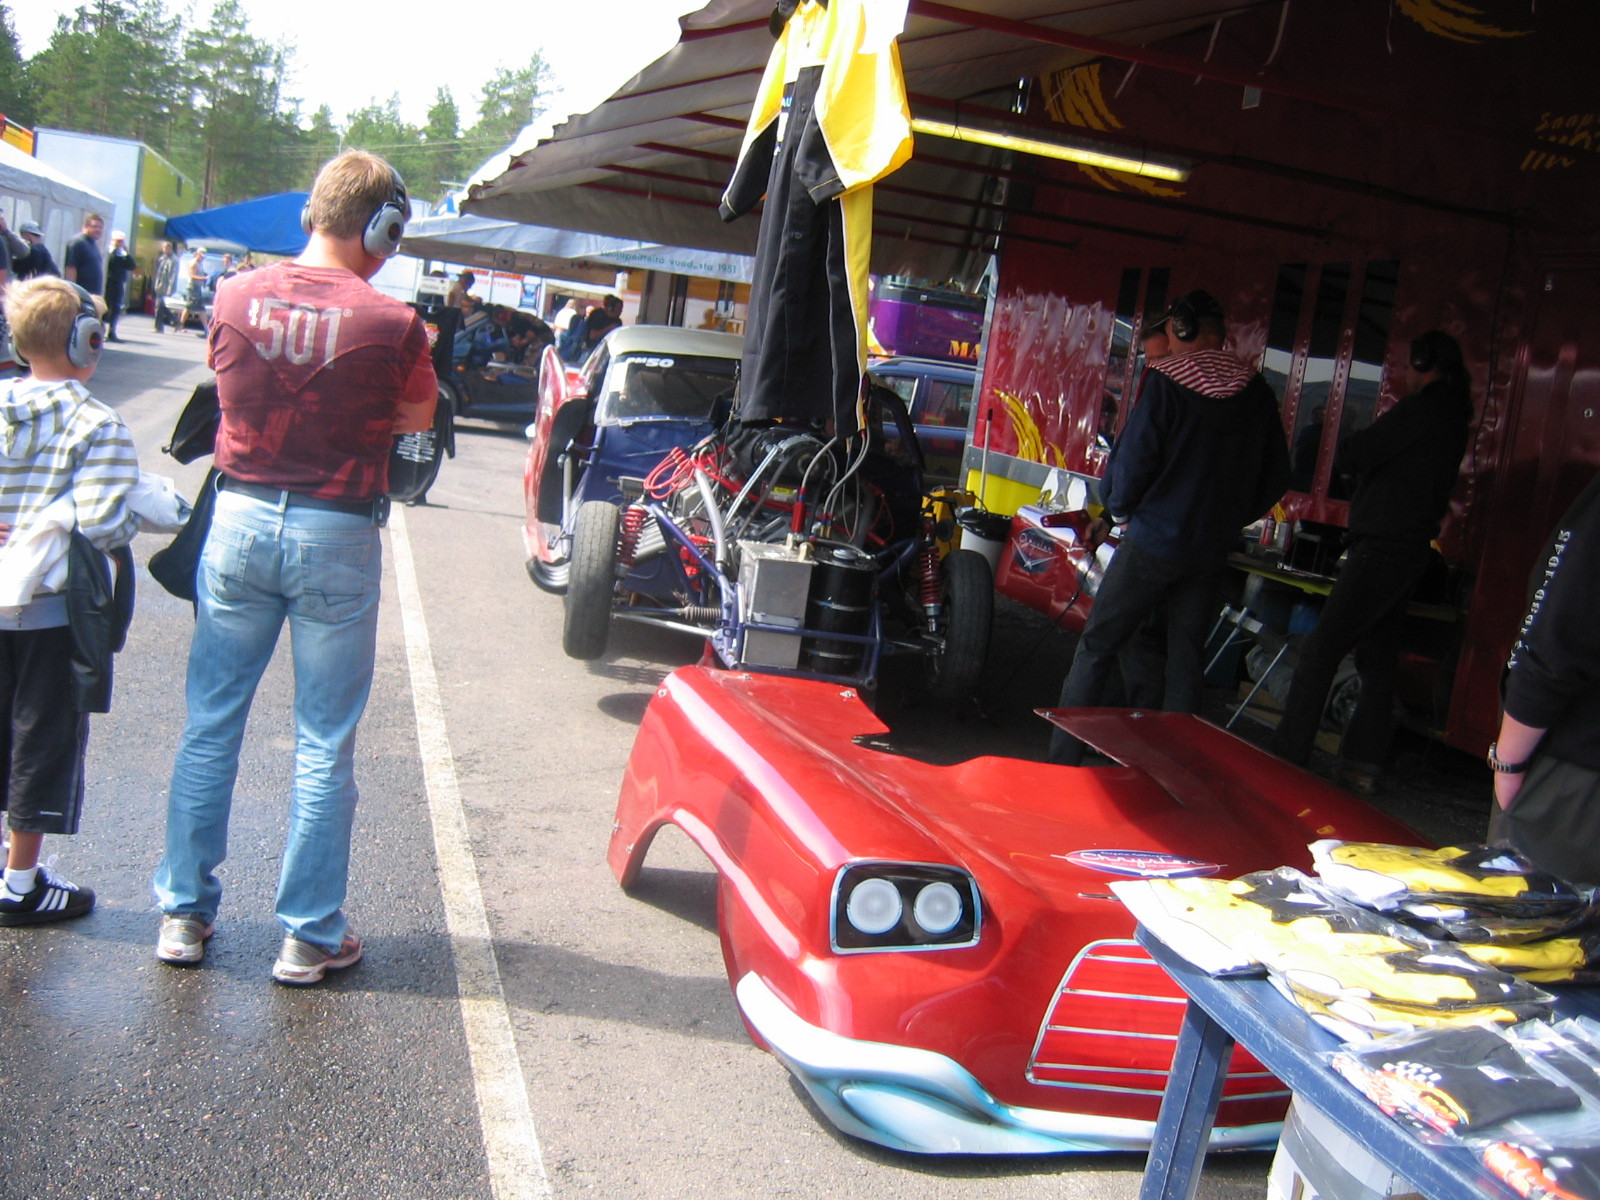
top-left (153, 488), bottom-right (382, 948)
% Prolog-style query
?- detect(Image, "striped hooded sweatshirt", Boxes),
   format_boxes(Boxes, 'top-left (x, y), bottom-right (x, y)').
top-left (0, 376), bottom-right (139, 627)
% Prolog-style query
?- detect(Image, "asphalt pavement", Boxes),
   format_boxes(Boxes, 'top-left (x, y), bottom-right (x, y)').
top-left (0, 315), bottom-right (1491, 1200)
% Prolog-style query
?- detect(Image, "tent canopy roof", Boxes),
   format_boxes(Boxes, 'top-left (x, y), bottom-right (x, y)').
top-left (465, 0), bottom-right (1266, 282)
top-left (0, 139), bottom-right (109, 210)
top-left (164, 192), bottom-right (310, 256)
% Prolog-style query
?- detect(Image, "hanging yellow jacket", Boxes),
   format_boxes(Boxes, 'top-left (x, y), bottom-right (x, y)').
top-left (721, 0), bottom-right (912, 431)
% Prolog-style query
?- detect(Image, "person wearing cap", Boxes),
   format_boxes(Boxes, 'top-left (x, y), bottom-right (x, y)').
top-left (1269, 330), bottom-right (1473, 793)
top-left (1049, 289), bottom-right (1290, 766)
top-left (13, 222), bottom-right (59, 281)
top-left (102, 230), bottom-right (133, 342)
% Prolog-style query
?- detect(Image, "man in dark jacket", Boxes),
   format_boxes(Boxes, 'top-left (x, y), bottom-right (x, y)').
top-left (1488, 470), bottom-right (1600, 884)
top-left (1270, 330), bottom-right (1473, 789)
top-left (1049, 290), bottom-right (1291, 764)
top-left (102, 231), bottom-right (133, 342)
top-left (13, 223), bottom-right (60, 280)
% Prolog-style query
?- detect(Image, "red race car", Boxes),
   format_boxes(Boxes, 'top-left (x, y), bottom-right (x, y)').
top-left (611, 666), bottom-right (1421, 1154)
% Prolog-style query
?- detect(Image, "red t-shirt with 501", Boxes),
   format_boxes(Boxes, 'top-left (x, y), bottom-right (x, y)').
top-left (209, 262), bottom-right (437, 501)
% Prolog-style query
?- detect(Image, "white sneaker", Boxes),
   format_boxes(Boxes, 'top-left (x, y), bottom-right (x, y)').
top-left (156, 914), bottom-right (215, 964)
top-left (271, 931), bottom-right (363, 986)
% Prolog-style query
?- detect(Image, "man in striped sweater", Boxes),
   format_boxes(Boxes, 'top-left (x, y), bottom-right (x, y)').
top-left (1049, 290), bottom-right (1290, 765)
top-left (0, 278), bottom-right (140, 924)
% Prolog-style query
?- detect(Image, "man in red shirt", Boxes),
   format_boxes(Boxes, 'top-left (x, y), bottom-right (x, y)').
top-left (153, 151), bottom-right (436, 984)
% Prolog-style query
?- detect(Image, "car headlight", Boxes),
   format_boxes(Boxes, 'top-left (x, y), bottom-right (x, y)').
top-left (831, 862), bottom-right (981, 953)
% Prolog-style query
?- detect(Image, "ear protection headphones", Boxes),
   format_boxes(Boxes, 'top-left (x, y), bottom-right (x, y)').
top-left (1165, 289), bottom-right (1224, 343)
top-left (300, 168), bottom-right (409, 258)
top-left (1409, 330), bottom-right (1464, 379)
top-left (66, 283), bottom-right (105, 370)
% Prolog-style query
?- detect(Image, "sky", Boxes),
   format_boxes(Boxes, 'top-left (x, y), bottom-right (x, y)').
top-left (14, 0), bottom-right (690, 147)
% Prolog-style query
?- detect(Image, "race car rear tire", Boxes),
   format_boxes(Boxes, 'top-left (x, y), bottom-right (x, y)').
top-left (926, 549), bottom-right (992, 699)
top-left (563, 501), bottom-right (620, 660)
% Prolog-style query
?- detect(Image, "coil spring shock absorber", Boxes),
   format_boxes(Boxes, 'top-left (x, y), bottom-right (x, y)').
top-left (918, 538), bottom-right (942, 630)
top-left (617, 504), bottom-right (647, 569)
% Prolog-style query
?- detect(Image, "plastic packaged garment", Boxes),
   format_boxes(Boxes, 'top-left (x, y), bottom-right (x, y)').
top-left (1113, 868), bottom-right (1552, 1039)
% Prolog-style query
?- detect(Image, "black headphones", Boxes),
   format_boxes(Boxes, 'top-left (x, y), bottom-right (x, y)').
top-left (1409, 330), bottom-right (1463, 378)
top-left (1165, 289), bottom-right (1224, 343)
top-left (299, 168), bottom-right (409, 258)
top-left (66, 283), bottom-right (105, 370)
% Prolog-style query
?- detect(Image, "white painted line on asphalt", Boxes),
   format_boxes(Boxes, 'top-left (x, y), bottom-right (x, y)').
top-left (388, 506), bottom-right (553, 1200)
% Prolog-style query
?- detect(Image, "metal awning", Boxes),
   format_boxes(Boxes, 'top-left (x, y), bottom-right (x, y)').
top-left (465, 1), bottom-right (1281, 282)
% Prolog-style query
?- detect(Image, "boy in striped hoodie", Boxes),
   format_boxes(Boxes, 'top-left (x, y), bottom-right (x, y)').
top-left (0, 278), bottom-right (139, 924)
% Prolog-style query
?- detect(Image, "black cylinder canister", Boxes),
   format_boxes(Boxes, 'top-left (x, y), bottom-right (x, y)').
top-left (802, 547), bottom-right (876, 675)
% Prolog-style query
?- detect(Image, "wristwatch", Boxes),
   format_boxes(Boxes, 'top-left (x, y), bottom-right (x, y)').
top-left (1487, 742), bottom-right (1531, 775)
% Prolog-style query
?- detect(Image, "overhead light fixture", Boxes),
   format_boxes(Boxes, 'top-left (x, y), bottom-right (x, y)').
top-left (910, 116), bottom-right (1192, 183)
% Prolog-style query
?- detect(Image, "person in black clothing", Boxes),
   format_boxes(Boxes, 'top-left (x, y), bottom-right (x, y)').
top-left (1291, 404), bottom-right (1326, 492)
top-left (1270, 330), bottom-right (1474, 791)
top-left (1487, 471), bottom-right (1600, 884)
top-left (63, 213), bottom-right (105, 296)
top-left (13, 223), bottom-right (59, 280)
top-left (1049, 290), bottom-right (1291, 765)
top-left (103, 230), bottom-right (133, 341)
top-left (580, 294), bottom-right (623, 355)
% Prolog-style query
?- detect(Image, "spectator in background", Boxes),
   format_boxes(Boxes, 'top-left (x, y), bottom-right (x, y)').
top-left (580, 294), bottom-right (624, 355)
top-left (0, 214), bottom-right (16, 293)
top-left (151, 241), bottom-right (179, 333)
top-left (446, 270), bottom-right (476, 310)
top-left (209, 254), bottom-right (236, 295)
top-left (103, 231), bottom-right (132, 342)
top-left (63, 214), bottom-right (105, 296)
top-left (550, 297), bottom-right (583, 336)
top-left (558, 301), bottom-right (594, 364)
top-left (14, 223), bottom-right (59, 281)
top-left (1270, 331), bottom-right (1473, 794)
top-left (179, 248), bottom-right (208, 333)
top-left (1488, 470), bottom-right (1600, 885)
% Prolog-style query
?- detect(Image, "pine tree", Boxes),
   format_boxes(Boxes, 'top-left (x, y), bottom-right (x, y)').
top-left (470, 57), bottom-right (555, 151)
top-left (28, 1), bottom-right (183, 149)
top-left (180, 0), bottom-right (301, 204)
top-left (420, 87), bottom-right (466, 201)
top-left (0, 3), bottom-right (36, 126)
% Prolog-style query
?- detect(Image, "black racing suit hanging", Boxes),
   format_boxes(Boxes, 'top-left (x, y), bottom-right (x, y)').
top-left (720, 0), bottom-right (912, 437)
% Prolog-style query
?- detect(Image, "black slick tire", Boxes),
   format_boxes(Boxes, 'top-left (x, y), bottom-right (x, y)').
top-left (925, 549), bottom-right (992, 699)
top-left (563, 500), bottom-right (620, 660)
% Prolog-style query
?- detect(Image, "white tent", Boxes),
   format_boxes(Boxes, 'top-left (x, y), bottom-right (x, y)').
top-left (0, 140), bottom-right (110, 265)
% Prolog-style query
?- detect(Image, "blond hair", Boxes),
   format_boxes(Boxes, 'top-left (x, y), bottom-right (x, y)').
top-left (4, 277), bottom-right (96, 364)
top-left (304, 150), bottom-right (401, 240)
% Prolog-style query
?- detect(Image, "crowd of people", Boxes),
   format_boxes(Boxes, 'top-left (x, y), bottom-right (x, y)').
top-left (0, 211), bottom-right (263, 353)
top-left (440, 269), bottom-right (624, 375)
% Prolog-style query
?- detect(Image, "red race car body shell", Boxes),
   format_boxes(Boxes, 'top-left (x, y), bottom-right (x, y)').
top-left (611, 668), bottom-right (1419, 1143)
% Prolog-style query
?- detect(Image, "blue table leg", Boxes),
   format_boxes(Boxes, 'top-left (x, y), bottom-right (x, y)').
top-left (1140, 999), bottom-right (1236, 1200)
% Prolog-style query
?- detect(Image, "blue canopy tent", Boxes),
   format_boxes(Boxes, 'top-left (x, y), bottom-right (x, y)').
top-left (163, 191), bottom-right (309, 256)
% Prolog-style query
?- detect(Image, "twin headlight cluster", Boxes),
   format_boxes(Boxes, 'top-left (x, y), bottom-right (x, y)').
top-left (831, 862), bottom-right (981, 952)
